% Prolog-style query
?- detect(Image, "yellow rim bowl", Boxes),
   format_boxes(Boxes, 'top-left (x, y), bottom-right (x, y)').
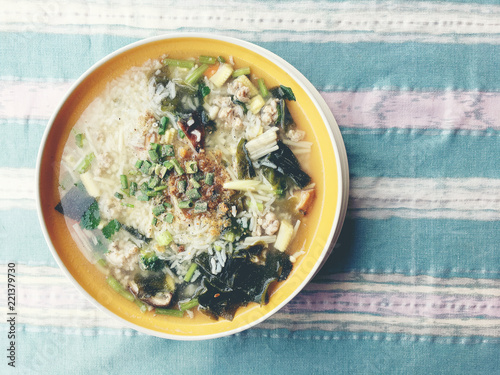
top-left (36, 34), bottom-right (348, 340)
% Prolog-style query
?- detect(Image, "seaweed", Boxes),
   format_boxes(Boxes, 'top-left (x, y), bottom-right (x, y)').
top-left (55, 185), bottom-right (96, 221)
top-left (194, 246), bottom-right (293, 320)
top-left (235, 138), bottom-right (255, 180)
top-left (123, 226), bottom-right (152, 243)
top-left (260, 141), bottom-right (311, 189)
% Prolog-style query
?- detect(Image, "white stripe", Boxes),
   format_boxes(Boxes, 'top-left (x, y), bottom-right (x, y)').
top-left (5, 167), bottom-right (499, 220)
top-left (3, 265), bottom-right (500, 334)
top-left (349, 177), bottom-right (500, 221)
top-left (2, 1), bottom-right (500, 44)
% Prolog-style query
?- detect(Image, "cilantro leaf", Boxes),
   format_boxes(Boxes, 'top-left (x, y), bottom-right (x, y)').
top-left (80, 201), bottom-right (100, 230)
top-left (102, 219), bottom-right (121, 239)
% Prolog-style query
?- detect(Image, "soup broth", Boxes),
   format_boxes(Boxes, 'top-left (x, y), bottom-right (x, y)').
top-left (56, 54), bottom-right (315, 320)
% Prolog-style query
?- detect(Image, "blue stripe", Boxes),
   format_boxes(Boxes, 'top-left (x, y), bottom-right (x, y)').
top-left (321, 218), bottom-right (500, 279)
top-left (6, 209), bottom-right (500, 279)
top-left (342, 128), bottom-right (500, 178)
top-left (5, 326), bottom-right (500, 375)
top-left (0, 120), bottom-right (47, 168)
top-left (3, 33), bottom-right (500, 91)
top-left (0, 210), bottom-right (57, 267)
top-left (4, 119), bottom-right (500, 178)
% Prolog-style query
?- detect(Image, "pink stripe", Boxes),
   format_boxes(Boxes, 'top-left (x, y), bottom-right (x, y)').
top-left (321, 90), bottom-right (500, 130)
top-left (284, 291), bottom-right (500, 319)
top-left (2, 81), bottom-right (500, 131)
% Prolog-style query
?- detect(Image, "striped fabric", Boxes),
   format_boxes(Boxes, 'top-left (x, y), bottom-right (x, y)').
top-left (1, 0), bottom-right (499, 373)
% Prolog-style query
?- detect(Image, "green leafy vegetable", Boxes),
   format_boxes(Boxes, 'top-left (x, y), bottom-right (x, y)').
top-left (139, 249), bottom-right (163, 272)
top-left (80, 201), bottom-right (101, 230)
top-left (102, 219), bottom-right (121, 239)
top-left (261, 141), bottom-right (311, 189)
top-left (270, 85), bottom-right (296, 101)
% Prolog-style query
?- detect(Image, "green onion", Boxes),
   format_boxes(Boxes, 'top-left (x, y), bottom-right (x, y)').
top-left (120, 189), bottom-right (130, 197)
top-left (186, 188), bottom-right (201, 200)
top-left (157, 165), bottom-right (168, 178)
top-left (183, 264), bottom-right (198, 283)
top-left (164, 202), bottom-right (172, 208)
top-left (185, 160), bottom-right (198, 174)
top-left (139, 160), bottom-right (152, 175)
top-left (258, 78), bottom-right (269, 98)
top-left (121, 202), bottom-right (134, 208)
top-left (155, 308), bottom-right (184, 318)
top-left (194, 201), bottom-right (207, 213)
top-left (152, 205), bottom-right (166, 216)
top-left (159, 116), bottom-right (169, 135)
top-left (217, 56), bottom-right (225, 63)
top-left (199, 55), bottom-right (217, 64)
top-left (120, 175), bottom-right (128, 189)
top-left (156, 230), bottom-right (173, 246)
top-left (177, 180), bottom-right (186, 193)
top-left (154, 185), bottom-right (168, 192)
top-left (171, 158), bottom-right (185, 175)
top-left (178, 130), bottom-right (186, 139)
top-left (161, 144), bottom-right (174, 158)
top-left (129, 182), bottom-right (137, 196)
top-left (204, 172), bottom-right (214, 185)
top-left (165, 212), bottom-right (174, 224)
top-left (232, 67), bottom-right (251, 78)
top-left (152, 217), bottom-right (157, 226)
top-left (134, 299), bottom-right (148, 313)
top-left (135, 160), bottom-right (143, 169)
top-left (140, 182), bottom-right (148, 192)
top-left (148, 149), bottom-right (159, 162)
top-left (190, 178), bottom-right (201, 189)
top-left (148, 175), bottom-right (160, 189)
top-left (150, 142), bottom-right (160, 152)
top-left (178, 200), bottom-right (193, 209)
top-left (106, 276), bottom-right (135, 302)
top-left (185, 64), bottom-right (209, 86)
top-left (75, 133), bottom-right (85, 148)
top-left (179, 298), bottom-right (199, 311)
top-left (146, 190), bottom-right (161, 197)
top-left (114, 192), bottom-right (123, 200)
top-left (163, 58), bottom-right (195, 69)
top-left (136, 193), bottom-right (149, 201)
top-left (75, 153), bottom-right (95, 174)
top-left (163, 160), bottom-right (174, 171)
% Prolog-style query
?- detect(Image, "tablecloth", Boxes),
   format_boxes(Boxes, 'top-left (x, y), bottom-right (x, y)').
top-left (1, 1), bottom-right (500, 374)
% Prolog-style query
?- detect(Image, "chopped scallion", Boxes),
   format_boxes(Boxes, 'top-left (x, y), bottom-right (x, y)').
top-left (136, 193), bottom-right (149, 201)
top-left (148, 175), bottom-right (160, 189)
top-left (185, 160), bottom-right (198, 174)
top-left (161, 144), bottom-right (174, 158)
top-left (178, 130), bottom-right (186, 139)
top-left (232, 67), bottom-right (251, 78)
top-left (186, 188), bottom-right (201, 200)
top-left (183, 264), bottom-right (198, 283)
top-left (75, 153), bottom-right (95, 174)
top-left (171, 158), bottom-right (185, 175)
top-left (165, 212), bottom-right (174, 224)
top-left (190, 178), bottom-right (201, 189)
top-left (148, 149), bottom-right (159, 162)
top-left (194, 201), bottom-right (207, 213)
top-left (154, 185), bottom-right (168, 192)
top-left (156, 230), bottom-right (173, 246)
top-left (163, 58), bottom-right (195, 69)
top-left (135, 160), bottom-right (143, 169)
top-left (199, 55), bottom-right (217, 64)
top-left (185, 64), bottom-right (209, 86)
top-left (120, 175), bottom-right (128, 189)
top-left (179, 297), bottom-right (199, 311)
top-left (177, 180), bottom-right (187, 193)
top-left (114, 192), bottom-right (123, 200)
top-left (155, 308), bottom-right (184, 318)
top-left (75, 133), bottom-right (85, 148)
top-left (178, 200), bottom-right (193, 209)
top-left (205, 172), bottom-right (214, 185)
top-left (258, 78), bottom-right (269, 98)
top-left (152, 205), bottom-right (166, 216)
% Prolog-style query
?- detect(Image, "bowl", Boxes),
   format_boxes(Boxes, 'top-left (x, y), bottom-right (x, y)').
top-left (36, 33), bottom-right (349, 340)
